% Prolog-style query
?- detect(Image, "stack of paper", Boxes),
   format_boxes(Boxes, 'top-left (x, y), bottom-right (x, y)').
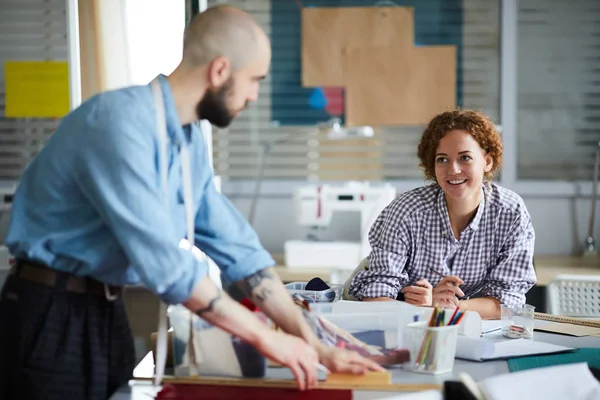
top-left (455, 335), bottom-right (574, 362)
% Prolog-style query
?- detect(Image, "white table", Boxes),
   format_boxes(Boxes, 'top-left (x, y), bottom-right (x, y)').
top-left (109, 322), bottom-right (600, 399)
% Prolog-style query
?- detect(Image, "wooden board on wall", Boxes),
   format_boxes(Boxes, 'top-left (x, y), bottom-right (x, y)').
top-left (344, 45), bottom-right (456, 126)
top-left (301, 7), bottom-right (414, 87)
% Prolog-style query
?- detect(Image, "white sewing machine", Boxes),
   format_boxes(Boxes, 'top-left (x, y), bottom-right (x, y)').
top-left (284, 182), bottom-right (397, 270)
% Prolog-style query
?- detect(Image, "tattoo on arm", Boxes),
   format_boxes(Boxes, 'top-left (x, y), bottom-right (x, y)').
top-left (196, 291), bottom-right (223, 317)
top-left (240, 268), bottom-right (276, 303)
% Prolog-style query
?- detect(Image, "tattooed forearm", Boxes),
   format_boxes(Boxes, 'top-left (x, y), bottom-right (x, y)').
top-left (240, 268), bottom-right (277, 303)
top-left (195, 291), bottom-right (224, 317)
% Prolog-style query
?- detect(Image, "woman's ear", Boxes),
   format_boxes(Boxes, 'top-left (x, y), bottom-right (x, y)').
top-left (484, 153), bottom-right (493, 173)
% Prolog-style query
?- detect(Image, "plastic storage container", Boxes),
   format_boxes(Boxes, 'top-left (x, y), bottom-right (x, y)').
top-left (285, 281), bottom-right (341, 303)
top-left (168, 305), bottom-right (267, 378)
top-left (320, 311), bottom-right (405, 349)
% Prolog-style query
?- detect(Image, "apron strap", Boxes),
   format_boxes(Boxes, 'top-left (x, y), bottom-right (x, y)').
top-left (150, 77), bottom-right (206, 386)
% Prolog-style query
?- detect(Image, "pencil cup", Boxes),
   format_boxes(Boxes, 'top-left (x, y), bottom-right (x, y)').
top-left (403, 321), bottom-right (459, 375)
top-left (501, 304), bottom-right (535, 339)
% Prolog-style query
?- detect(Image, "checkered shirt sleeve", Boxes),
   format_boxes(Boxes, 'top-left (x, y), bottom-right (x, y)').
top-left (348, 194), bottom-right (416, 300)
top-left (481, 210), bottom-right (537, 305)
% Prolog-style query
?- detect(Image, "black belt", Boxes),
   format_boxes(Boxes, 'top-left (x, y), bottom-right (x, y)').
top-left (10, 259), bottom-right (123, 301)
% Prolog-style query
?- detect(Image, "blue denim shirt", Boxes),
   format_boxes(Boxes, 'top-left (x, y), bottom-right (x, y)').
top-left (6, 75), bottom-right (274, 304)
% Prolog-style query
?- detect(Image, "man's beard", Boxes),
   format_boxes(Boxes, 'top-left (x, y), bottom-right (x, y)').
top-left (195, 78), bottom-right (235, 128)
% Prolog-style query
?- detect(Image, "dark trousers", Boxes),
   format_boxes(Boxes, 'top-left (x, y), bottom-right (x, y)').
top-left (0, 270), bottom-right (135, 400)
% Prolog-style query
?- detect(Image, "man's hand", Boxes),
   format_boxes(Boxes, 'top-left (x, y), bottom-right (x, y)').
top-left (432, 276), bottom-right (464, 309)
top-left (401, 278), bottom-right (433, 306)
top-left (315, 343), bottom-right (385, 374)
top-left (183, 275), bottom-right (320, 391)
top-left (237, 268), bottom-right (385, 378)
top-left (255, 329), bottom-right (319, 390)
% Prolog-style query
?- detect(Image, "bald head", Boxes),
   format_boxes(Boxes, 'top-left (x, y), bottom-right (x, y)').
top-left (182, 5), bottom-right (270, 71)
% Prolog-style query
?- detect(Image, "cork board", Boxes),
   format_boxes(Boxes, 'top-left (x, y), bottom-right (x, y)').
top-left (301, 7), bottom-right (414, 87)
top-left (344, 45), bottom-right (456, 126)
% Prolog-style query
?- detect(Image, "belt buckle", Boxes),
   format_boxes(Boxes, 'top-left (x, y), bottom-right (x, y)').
top-left (104, 284), bottom-right (119, 301)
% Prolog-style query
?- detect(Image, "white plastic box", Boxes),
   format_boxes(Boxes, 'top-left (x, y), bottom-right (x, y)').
top-left (168, 305), bottom-right (268, 378)
top-left (321, 312), bottom-right (406, 349)
top-left (285, 281), bottom-right (342, 303)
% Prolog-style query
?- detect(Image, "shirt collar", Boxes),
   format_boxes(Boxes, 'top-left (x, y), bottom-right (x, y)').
top-left (154, 74), bottom-right (192, 146)
top-left (469, 190), bottom-right (486, 231)
top-left (436, 185), bottom-right (486, 233)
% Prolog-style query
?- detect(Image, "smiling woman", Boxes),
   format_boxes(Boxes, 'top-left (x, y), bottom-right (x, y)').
top-left (345, 109), bottom-right (537, 320)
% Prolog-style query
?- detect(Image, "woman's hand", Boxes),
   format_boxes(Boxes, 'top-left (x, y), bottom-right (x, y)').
top-left (432, 276), bottom-right (464, 309)
top-left (401, 278), bottom-right (433, 306)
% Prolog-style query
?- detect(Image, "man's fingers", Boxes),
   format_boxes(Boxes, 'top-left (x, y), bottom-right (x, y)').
top-left (290, 363), bottom-right (306, 391)
top-left (351, 353), bottom-right (385, 372)
top-left (299, 359), bottom-right (317, 389)
top-left (334, 360), bottom-right (366, 375)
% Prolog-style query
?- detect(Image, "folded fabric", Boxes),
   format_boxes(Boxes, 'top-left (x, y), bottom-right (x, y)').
top-left (305, 277), bottom-right (331, 291)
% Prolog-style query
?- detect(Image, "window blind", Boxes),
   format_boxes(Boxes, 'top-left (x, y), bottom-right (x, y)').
top-left (210, 0), bottom-right (500, 181)
top-left (0, 0), bottom-right (67, 182)
top-left (517, 0), bottom-right (600, 181)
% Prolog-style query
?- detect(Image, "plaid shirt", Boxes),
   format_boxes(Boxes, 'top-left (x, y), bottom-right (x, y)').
top-left (348, 183), bottom-right (536, 305)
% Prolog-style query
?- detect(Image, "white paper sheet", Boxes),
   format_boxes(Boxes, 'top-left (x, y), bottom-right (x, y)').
top-left (455, 335), bottom-right (574, 361)
top-left (363, 390), bottom-right (442, 400)
top-left (479, 363), bottom-right (600, 400)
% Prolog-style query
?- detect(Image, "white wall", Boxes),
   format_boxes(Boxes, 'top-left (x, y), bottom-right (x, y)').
top-left (124, 0), bottom-right (185, 86)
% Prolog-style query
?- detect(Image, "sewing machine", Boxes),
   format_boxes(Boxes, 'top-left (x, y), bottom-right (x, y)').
top-left (284, 182), bottom-right (397, 270)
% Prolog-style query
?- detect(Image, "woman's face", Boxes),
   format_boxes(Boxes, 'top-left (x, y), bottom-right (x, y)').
top-left (434, 129), bottom-right (493, 202)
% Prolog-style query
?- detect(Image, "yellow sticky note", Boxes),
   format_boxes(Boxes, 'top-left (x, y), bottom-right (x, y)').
top-left (4, 61), bottom-right (70, 118)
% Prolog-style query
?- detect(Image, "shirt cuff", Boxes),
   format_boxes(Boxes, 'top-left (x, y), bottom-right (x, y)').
top-left (159, 258), bottom-right (208, 305)
top-left (483, 287), bottom-right (526, 306)
top-left (351, 282), bottom-right (398, 301)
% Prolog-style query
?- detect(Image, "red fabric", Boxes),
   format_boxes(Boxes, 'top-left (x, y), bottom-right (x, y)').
top-left (156, 383), bottom-right (352, 400)
top-left (240, 298), bottom-right (258, 312)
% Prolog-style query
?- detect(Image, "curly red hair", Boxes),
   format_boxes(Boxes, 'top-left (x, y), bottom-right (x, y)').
top-left (417, 109), bottom-right (503, 182)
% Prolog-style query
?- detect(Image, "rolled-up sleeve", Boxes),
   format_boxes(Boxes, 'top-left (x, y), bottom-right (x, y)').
top-left (482, 211), bottom-right (537, 305)
top-left (73, 106), bottom-right (207, 305)
top-left (349, 203), bottom-right (411, 300)
top-left (193, 176), bottom-right (275, 286)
